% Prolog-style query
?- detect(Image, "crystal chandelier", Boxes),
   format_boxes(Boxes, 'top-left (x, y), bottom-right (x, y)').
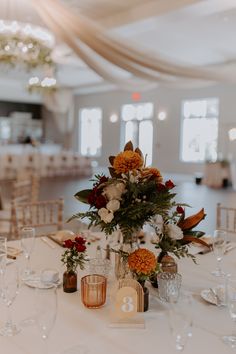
top-left (0, 20), bottom-right (55, 69)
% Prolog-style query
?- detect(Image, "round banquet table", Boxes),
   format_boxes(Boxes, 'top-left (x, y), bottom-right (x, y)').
top-left (1, 234), bottom-right (236, 354)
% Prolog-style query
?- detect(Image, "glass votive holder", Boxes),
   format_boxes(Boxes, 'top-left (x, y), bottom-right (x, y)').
top-left (81, 275), bottom-right (107, 309)
top-left (89, 258), bottom-right (111, 277)
top-left (157, 272), bottom-right (182, 302)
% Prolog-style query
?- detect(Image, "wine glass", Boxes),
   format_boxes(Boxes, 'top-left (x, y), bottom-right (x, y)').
top-left (222, 275), bottom-right (236, 348)
top-left (34, 286), bottom-right (57, 354)
top-left (168, 292), bottom-right (193, 352)
top-left (0, 236), bottom-right (7, 275)
top-left (0, 262), bottom-right (20, 336)
top-left (211, 230), bottom-right (227, 277)
top-left (20, 226), bottom-right (35, 280)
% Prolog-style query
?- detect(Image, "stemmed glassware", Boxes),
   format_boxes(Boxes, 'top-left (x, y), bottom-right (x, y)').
top-left (211, 230), bottom-right (227, 277)
top-left (168, 292), bottom-right (193, 352)
top-left (0, 236), bottom-right (7, 275)
top-left (34, 286), bottom-right (57, 354)
top-left (0, 262), bottom-right (20, 336)
top-left (223, 275), bottom-right (236, 348)
top-left (20, 227), bottom-right (35, 280)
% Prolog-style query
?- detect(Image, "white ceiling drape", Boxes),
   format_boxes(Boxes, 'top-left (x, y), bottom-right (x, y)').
top-left (30, 0), bottom-right (235, 90)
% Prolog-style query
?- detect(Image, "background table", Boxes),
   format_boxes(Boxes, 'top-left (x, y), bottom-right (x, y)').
top-left (1, 235), bottom-right (236, 354)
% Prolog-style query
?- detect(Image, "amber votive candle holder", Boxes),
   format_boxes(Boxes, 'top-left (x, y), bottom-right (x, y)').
top-left (81, 274), bottom-right (107, 309)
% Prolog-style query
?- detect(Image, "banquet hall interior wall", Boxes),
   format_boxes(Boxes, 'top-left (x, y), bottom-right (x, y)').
top-left (74, 83), bottom-right (236, 175)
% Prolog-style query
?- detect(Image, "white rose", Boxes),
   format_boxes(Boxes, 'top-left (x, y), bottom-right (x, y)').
top-left (106, 199), bottom-right (120, 212)
top-left (166, 224), bottom-right (183, 240)
top-left (153, 214), bottom-right (164, 233)
top-left (98, 208), bottom-right (114, 223)
top-left (103, 182), bottom-right (126, 200)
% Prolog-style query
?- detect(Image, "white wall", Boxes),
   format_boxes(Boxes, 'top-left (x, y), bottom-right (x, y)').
top-left (74, 83), bottom-right (236, 174)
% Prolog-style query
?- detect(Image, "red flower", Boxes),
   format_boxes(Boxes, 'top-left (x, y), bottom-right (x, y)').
top-left (76, 244), bottom-right (86, 252)
top-left (64, 239), bottom-right (74, 249)
top-left (75, 236), bottom-right (86, 244)
top-left (157, 183), bottom-right (167, 192)
top-left (98, 176), bottom-right (108, 185)
top-left (176, 206), bottom-right (184, 214)
top-left (165, 180), bottom-right (175, 189)
top-left (95, 195), bottom-right (107, 209)
top-left (88, 190), bottom-right (97, 205)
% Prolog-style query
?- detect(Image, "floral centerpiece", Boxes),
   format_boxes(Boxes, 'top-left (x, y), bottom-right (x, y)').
top-left (61, 236), bottom-right (87, 293)
top-left (70, 141), bottom-right (178, 245)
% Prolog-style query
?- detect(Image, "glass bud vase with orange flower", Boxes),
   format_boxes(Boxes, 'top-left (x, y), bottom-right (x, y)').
top-left (128, 248), bottom-right (159, 311)
top-left (61, 236), bottom-right (87, 293)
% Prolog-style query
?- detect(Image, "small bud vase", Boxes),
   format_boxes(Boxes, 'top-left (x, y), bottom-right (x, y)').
top-left (63, 269), bottom-right (77, 293)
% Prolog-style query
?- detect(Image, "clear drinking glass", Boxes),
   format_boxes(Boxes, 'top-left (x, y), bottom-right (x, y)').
top-left (34, 286), bottom-right (57, 354)
top-left (168, 292), bottom-right (193, 352)
top-left (0, 262), bottom-right (20, 336)
top-left (89, 258), bottom-right (111, 277)
top-left (20, 227), bottom-right (35, 280)
top-left (211, 230), bottom-right (227, 277)
top-left (157, 272), bottom-right (182, 302)
top-left (0, 236), bottom-right (7, 275)
top-left (222, 275), bottom-right (236, 347)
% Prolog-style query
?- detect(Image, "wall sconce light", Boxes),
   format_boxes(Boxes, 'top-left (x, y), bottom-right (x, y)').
top-left (228, 128), bottom-right (236, 141)
top-left (109, 113), bottom-right (118, 123)
top-left (157, 110), bottom-right (167, 121)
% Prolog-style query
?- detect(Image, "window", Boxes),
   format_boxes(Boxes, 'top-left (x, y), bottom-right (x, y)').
top-left (121, 102), bottom-right (153, 165)
top-left (79, 108), bottom-right (102, 157)
top-left (181, 98), bottom-right (219, 162)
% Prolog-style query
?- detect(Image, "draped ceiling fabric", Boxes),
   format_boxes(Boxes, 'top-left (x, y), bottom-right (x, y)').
top-left (30, 0), bottom-right (236, 91)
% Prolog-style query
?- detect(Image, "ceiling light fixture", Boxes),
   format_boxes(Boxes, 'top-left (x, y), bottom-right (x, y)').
top-left (157, 110), bottom-right (167, 121)
top-left (0, 20), bottom-right (55, 69)
top-left (228, 128), bottom-right (236, 141)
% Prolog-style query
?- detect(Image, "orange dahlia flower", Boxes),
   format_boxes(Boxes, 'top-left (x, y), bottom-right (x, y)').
top-left (113, 150), bottom-right (143, 174)
top-left (128, 248), bottom-right (156, 275)
top-left (142, 167), bottom-right (163, 183)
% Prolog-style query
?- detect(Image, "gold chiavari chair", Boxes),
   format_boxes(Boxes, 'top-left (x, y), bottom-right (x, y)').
top-left (216, 203), bottom-right (236, 236)
top-left (11, 198), bottom-right (64, 239)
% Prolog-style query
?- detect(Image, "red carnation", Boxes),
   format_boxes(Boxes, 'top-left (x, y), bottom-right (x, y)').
top-left (75, 236), bottom-right (86, 244)
top-left (165, 180), bottom-right (175, 189)
top-left (95, 195), bottom-right (107, 209)
top-left (64, 239), bottom-right (74, 249)
top-left (76, 244), bottom-right (86, 252)
top-left (176, 206), bottom-right (184, 214)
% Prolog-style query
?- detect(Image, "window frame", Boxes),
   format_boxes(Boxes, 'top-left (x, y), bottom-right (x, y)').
top-left (78, 107), bottom-right (102, 157)
top-left (180, 97), bottom-right (219, 163)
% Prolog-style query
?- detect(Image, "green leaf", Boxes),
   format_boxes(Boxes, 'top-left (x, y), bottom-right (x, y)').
top-left (74, 189), bottom-right (92, 204)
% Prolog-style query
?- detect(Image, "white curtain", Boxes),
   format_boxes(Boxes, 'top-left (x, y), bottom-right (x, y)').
top-left (43, 88), bottom-right (74, 135)
top-left (30, 0), bottom-right (236, 90)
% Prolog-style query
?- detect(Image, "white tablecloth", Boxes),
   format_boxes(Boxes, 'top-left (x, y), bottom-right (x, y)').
top-left (1, 235), bottom-right (236, 354)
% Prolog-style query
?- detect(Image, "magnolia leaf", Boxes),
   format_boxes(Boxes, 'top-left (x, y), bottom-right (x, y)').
top-left (74, 189), bottom-right (91, 203)
top-left (183, 230), bottom-right (205, 238)
top-left (124, 141), bottom-right (133, 151)
top-left (181, 235), bottom-right (211, 248)
top-left (109, 156), bottom-right (115, 165)
top-left (135, 147), bottom-right (143, 158)
top-left (178, 208), bottom-right (206, 231)
top-left (109, 167), bottom-right (120, 178)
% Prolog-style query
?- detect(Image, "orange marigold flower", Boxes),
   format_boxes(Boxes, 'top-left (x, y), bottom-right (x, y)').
top-left (128, 248), bottom-right (156, 275)
top-left (142, 167), bottom-right (163, 183)
top-left (113, 150), bottom-right (143, 174)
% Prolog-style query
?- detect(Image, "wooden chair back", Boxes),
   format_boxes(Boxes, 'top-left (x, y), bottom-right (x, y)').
top-left (216, 203), bottom-right (236, 235)
top-left (11, 198), bottom-right (64, 239)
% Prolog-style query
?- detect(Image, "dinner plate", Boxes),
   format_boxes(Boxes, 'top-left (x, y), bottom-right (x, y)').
top-left (24, 276), bottom-right (61, 289)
